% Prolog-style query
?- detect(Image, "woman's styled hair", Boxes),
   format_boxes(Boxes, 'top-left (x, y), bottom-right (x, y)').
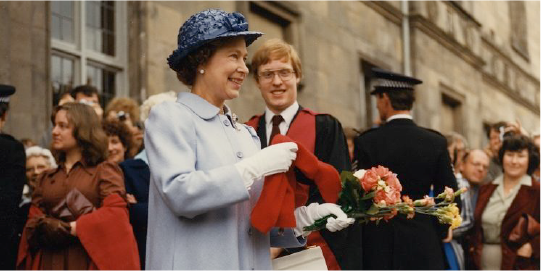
top-left (139, 91), bottom-right (178, 122)
top-left (51, 102), bottom-right (108, 166)
top-left (498, 134), bottom-right (540, 175)
top-left (102, 119), bottom-right (133, 160)
top-left (25, 146), bottom-right (58, 169)
top-left (175, 37), bottom-right (237, 86)
top-left (104, 97), bottom-right (141, 123)
top-left (251, 38), bottom-right (302, 83)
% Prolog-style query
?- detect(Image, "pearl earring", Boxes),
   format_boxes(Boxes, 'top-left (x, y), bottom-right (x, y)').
top-left (199, 69), bottom-right (205, 74)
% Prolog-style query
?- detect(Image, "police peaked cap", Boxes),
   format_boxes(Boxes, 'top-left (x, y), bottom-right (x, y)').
top-left (370, 68), bottom-right (422, 94)
top-left (0, 84), bottom-right (15, 103)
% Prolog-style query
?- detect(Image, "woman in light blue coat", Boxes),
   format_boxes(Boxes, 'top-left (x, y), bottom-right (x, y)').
top-left (144, 9), bottom-right (354, 270)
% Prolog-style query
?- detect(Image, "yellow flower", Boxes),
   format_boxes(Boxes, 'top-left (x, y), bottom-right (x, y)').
top-left (451, 214), bottom-right (462, 229)
top-left (447, 204), bottom-right (462, 229)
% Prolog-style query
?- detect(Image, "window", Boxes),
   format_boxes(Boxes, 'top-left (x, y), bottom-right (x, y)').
top-left (509, 1), bottom-right (529, 60)
top-left (238, 1), bottom-right (300, 74)
top-left (440, 93), bottom-right (463, 134)
top-left (360, 61), bottom-right (380, 129)
top-left (86, 63), bottom-right (117, 107)
top-left (51, 53), bottom-right (75, 105)
top-left (86, 1), bottom-right (115, 56)
top-left (51, 1), bottom-right (74, 43)
top-left (50, 1), bottom-right (127, 108)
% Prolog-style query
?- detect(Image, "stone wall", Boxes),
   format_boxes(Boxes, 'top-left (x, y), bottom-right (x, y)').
top-left (0, 2), bottom-right (49, 141)
top-left (129, 1), bottom-right (541, 149)
top-left (3, 1), bottom-right (539, 149)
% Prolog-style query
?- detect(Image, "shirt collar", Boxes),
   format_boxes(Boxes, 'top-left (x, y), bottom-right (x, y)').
top-left (386, 113), bottom-right (413, 122)
top-left (493, 174), bottom-right (532, 187)
top-left (264, 101), bottom-right (299, 126)
top-left (47, 159), bottom-right (90, 176)
top-left (177, 92), bottom-right (221, 120)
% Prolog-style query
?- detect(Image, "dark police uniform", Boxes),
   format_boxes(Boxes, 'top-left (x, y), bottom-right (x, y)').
top-left (0, 85), bottom-right (26, 270)
top-left (353, 68), bottom-right (458, 269)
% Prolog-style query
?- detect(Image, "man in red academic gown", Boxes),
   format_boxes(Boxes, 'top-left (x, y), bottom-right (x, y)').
top-left (246, 39), bottom-right (360, 270)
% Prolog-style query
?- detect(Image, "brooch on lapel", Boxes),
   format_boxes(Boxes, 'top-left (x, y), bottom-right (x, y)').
top-left (231, 113), bottom-right (241, 131)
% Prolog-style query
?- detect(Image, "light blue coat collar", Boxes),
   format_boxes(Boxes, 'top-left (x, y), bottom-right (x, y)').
top-left (177, 92), bottom-right (232, 120)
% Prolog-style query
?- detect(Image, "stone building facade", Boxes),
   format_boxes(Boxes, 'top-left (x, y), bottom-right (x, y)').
top-left (1, 1), bottom-right (539, 149)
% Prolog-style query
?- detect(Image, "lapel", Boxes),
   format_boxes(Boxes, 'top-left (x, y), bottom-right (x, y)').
top-left (287, 105), bottom-right (303, 132)
top-left (503, 179), bottom-right (538, 222)
top-left (474, 183), bottom-right (498, 221)
top-left (257, 113), bottom-right (267, 148)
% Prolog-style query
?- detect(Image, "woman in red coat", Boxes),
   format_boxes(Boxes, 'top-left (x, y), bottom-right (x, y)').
top-left (17, 103), bottom-right (139, 270)
top-left (467, 134), bottom-right (540, 270)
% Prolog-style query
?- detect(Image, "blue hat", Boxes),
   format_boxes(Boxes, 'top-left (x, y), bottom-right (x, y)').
top-left (0, 84), bottom-right (15, 103)
top-left (167, 9), bottom-right (263, 72)
top-left (370, 68), bottom-right (422, 94)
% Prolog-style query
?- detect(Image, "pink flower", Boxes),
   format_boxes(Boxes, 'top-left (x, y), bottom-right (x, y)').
top-left (414, 195), bottom-right (436, 207)
top-left (406, 207), bottom-right (415, 219)
top-left (437, 186), bottom-right (456, 202)
top-left (384, 208), bottom-right (398, 221)
top-left (374, 165), bottom-right (391, 177)
top-left (384, 173), bottom-right (402, 192)
top-left (402, 195), bottom-right (413, 206)
top-left (374, 186), bottom-right (401, 206)
top-left (361, 169), bottom-right (379, 191)
top-left (424, 195), bottom-right (436, 207)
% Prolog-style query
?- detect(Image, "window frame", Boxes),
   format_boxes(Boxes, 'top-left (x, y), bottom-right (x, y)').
top-left (50, 1), bottom-right (128, 99)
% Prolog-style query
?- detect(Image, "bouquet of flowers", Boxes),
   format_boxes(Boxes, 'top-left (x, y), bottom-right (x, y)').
top-left (304, 166), bottom-right (465, 232)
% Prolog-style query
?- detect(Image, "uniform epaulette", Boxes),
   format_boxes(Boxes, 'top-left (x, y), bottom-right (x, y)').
top-left (358, 127), bottom-right (379, 136)
top-left (0, 133), bottom-right (17, 141)
top-left (422, 127), bottom-right (444, 137)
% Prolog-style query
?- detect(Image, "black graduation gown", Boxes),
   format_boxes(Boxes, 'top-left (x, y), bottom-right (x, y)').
top-left (255, 106), bottom-right (362, 269)
top-left (353, 118), bottom-right (458, 269)
top-left (0, 133), bottom-right (26, 269)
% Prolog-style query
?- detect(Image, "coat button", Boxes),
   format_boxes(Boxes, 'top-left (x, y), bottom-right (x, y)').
top-left (248, 228), bottom-right (252, 235)
top-left (236, 152), bottom-right (243, 158)
top-left (223, 119), bottom-right (230, 126)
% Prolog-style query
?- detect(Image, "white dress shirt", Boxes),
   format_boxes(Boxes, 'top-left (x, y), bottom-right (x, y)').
top-left (386, 113), bottom-right (413, 122)
top-left (264, 102), bottom-right (299, 145)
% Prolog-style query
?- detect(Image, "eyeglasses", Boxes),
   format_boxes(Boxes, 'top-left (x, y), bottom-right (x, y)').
top-left (258, 69), bottom-right (295, 82)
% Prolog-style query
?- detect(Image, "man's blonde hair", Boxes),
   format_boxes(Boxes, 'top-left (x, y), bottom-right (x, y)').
top-left (251, 38), bottom-right (302, 82)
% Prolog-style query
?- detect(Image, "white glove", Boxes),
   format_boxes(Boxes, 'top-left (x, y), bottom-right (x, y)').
top-left (293, 203), bottom-right (355, 237)
top-left (235, 142), bottom-right (298, 189)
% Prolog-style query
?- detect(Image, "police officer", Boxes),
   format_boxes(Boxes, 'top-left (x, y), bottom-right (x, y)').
top-left (354, 68), bottom-right (458, 269)
top-left (0, 84), bottom-right (26, 269)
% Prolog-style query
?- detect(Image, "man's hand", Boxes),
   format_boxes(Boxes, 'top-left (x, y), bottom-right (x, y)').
top-left (442, 227), bottom-right (453, 243)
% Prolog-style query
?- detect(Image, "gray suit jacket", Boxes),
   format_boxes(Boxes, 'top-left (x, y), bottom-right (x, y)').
top-left (144, 92), bottom-right (304, 270)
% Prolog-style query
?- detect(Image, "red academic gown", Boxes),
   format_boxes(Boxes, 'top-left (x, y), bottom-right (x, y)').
top-left (247, 106), bottom-right (357, 270)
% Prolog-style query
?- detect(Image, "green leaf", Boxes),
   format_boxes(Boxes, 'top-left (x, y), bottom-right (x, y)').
top-left (361, 191), bottom-right (376, 200)
top-left (366, 204), bottom-right (379, 215)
